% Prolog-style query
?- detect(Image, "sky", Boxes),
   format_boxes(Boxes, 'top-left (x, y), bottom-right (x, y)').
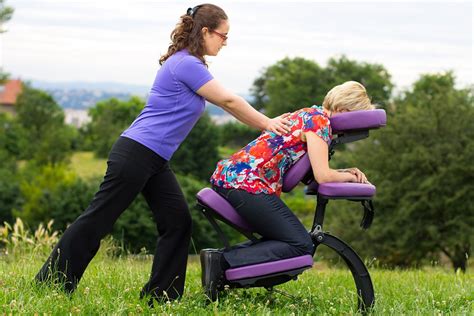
top-left (0, 0), bottom-right (472, 95)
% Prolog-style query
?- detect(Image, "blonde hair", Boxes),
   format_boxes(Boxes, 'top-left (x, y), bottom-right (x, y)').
top-left (322, 81), bottom-right (375, 112)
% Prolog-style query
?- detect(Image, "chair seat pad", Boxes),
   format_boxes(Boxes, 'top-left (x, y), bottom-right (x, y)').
top-left (225, 255), bottom-right (313, 281)
top-left (196, 188), bottom-right (253, 231)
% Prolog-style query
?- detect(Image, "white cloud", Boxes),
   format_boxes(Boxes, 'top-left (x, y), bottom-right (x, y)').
top-left (2, 0), bottom-right (472, 93)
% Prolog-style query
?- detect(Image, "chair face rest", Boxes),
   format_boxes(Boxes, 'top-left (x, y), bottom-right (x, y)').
top-left (318, 182), bottom-right (376, 198)
top-left (282, 109), bottom-right (386, 192)
top-left (225, 255), bottom-right (313, 281)
top-left (331, 109), bottom-right (386, 134)
top-left (196, 188), bottom-right (254, 232)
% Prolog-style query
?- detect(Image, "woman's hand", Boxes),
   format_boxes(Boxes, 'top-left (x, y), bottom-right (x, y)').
top-left (265, 113), bottom-right (292, 135)
top-left (340, 168), bottom-right (369, 183)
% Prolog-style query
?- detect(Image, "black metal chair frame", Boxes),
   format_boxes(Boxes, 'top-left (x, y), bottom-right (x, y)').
top-left (197, 129), bottom-right (376, 312)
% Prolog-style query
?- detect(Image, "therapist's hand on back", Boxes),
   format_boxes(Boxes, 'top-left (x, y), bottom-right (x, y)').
top-left (265, 113), bottom-right (292, 135)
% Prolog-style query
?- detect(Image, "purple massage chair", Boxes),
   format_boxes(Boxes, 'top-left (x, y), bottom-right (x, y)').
top-left (196, 109), bottom-right (387, 311)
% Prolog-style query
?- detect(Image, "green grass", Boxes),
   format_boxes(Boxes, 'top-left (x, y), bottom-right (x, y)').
top-left (0, 250), bottom-right (472, 315)
top-left (30, 152), bottom-right (472, 314)
top-left (70, 151), bottom-right (107, 179)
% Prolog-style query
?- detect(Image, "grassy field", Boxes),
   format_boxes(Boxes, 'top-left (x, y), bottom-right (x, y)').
top-left (33, 152), bottom-right (472, 314)
top-left (0, 249), bottom-right (472, 315)
top-left (70, 151), bottom-right (107, 179)
top-left (69, 148), bottom-right (235, 180)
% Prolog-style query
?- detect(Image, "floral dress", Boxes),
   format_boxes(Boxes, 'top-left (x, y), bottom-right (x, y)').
top-left (210, 105), bottom-right (332, 196)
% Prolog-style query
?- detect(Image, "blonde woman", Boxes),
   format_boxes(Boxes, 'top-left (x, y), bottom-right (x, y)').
top-left (205, 81), bottom-right (375, 293)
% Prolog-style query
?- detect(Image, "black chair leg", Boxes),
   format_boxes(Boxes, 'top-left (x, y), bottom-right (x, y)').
top-left (314, 233), bottom-right (375, 312)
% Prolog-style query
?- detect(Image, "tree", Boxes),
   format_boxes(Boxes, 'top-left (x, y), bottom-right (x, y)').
top-left (0, 113), bottom-right (27, 160)
top-left (324, 56), bottom-right (393, 109)
top-left (339, 72), bottom-right (473, 272)
top-left (13, 164), bottom-right (83, 227)
top-left (15, 86), bottom-right (73, 164)
top-left (251, 57), bottom-right (325, 117)
top-left (218, 121), bottom-right (261, 149)
top-left (0, 113), bottom-right (24, 223)
top-left (0, 0), bottom-right (14, 82)
top-left (85, 97), bottom-right (143, 158)
top-left (0, 70), bottom-right (8, 84)
top-left (251, 56), bottom-right (394, 117)
top-left (0, 0), bottom-right (14, 33)
top-left (172, 113), bottom-right (220, 181)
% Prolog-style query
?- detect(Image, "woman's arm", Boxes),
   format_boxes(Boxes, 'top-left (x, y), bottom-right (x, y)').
top-left (306, 131), bottom-right (368, 183)
top-left (196, 79), bottom-right (290, 135)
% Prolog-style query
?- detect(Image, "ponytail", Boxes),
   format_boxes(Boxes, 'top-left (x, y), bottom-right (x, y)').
top-left (159, 4), bottom-right (227, 66)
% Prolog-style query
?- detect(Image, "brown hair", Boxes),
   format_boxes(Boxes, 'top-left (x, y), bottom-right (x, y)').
top-left (159, 4), bottom-right (228, 66)
top-left (322, 81), bottom-right (375, 112)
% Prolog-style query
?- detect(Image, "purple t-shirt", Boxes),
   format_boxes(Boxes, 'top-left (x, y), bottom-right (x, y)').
top-left (121, 49), bottom-right (213, 160)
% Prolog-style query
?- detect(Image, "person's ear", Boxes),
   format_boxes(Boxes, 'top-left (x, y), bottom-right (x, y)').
top-left (201, 27), bottom-right (209, 36)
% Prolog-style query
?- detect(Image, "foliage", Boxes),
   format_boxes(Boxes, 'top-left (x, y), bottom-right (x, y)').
top-left (336, 72), bottom-right (474, 272)
top-left (69, 151), bottom-right (107, 179)
top-left (0, 114), bottom-right (22, 224)
top-left (172, 113), bottom-right (220, 182)
top-left (12, 164), bottom-right (93, 229)
top-left (0, 218), bottom-right (58, 255)
top-left (0, 69), bottom-right (9, 83)
top-left (8, 157), bottom-right (235, 253)
top-left (217, 121), bottom-right (260, 149)
top-left (0, 113), bottom-right (28, 160)
top-left (0, 168), bottom-right (19, 224)
top-left (84, 97), bottom-right (144, 158)
top-left (251, 55), bottom-right (394, 116)
top-left (16, 86), bottom-right (64, 138)
top-left (0, 0), bottom-right (14, 33)
top-left (251, 57), bottom-right (325, 116)
top-left (324, 55), bottom-right (394, 109)
top-left (15, 86), bottom-right (73, 164)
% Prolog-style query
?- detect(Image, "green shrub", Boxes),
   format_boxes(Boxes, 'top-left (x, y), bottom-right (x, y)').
top-left (13, 164), bottom-right (89, 228)
top-left (172, 113), bottom-right (221, 182)
top-left (217, 121), bottom-right (260, 149)
top-left (0, 167), bottom-right (20, 224)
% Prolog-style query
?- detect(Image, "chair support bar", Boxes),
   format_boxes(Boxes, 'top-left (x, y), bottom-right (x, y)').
top-left (198, 204), bottom-right (231, 249)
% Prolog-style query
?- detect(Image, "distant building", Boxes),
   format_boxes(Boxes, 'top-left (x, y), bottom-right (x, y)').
top-left (64, 108), bottom-right (91, 128)
top-left (0, 79), bottom-right (23, 114)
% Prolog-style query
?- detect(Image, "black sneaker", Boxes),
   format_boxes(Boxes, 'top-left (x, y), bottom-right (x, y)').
top-left (200, 248), bottom-right (226, 301)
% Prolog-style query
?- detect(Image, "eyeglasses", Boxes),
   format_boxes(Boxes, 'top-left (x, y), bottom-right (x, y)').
top-left (210, 29), bottom-right (228, 41)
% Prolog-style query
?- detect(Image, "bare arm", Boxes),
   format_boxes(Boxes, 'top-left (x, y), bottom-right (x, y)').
top-left (196, 79), bottom-right (290, 135)
top-left (306, 131), bottom-right (368, 183)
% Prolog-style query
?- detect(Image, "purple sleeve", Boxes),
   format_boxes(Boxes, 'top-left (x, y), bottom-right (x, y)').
top-left (174, 56), bottom-right (214, 92)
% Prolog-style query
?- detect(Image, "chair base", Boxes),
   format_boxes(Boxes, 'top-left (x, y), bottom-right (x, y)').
top-left (201, 254), bottom-right (314, 290)
top-left (227, 266), bottom-right (311, 288)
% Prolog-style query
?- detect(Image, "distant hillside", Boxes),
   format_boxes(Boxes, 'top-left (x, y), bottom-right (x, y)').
top-left (30, 80), bottom-right (251, 116)
top-left (31, 80), bottom-right (149, 95)
top-left (45, 89), bottom-right (135, 109)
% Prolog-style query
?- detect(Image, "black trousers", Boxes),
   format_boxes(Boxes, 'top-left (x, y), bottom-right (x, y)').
top-left (35, 137), bottom-right (192, 300)
top-left (213, 186), bottom-right (314, 268)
